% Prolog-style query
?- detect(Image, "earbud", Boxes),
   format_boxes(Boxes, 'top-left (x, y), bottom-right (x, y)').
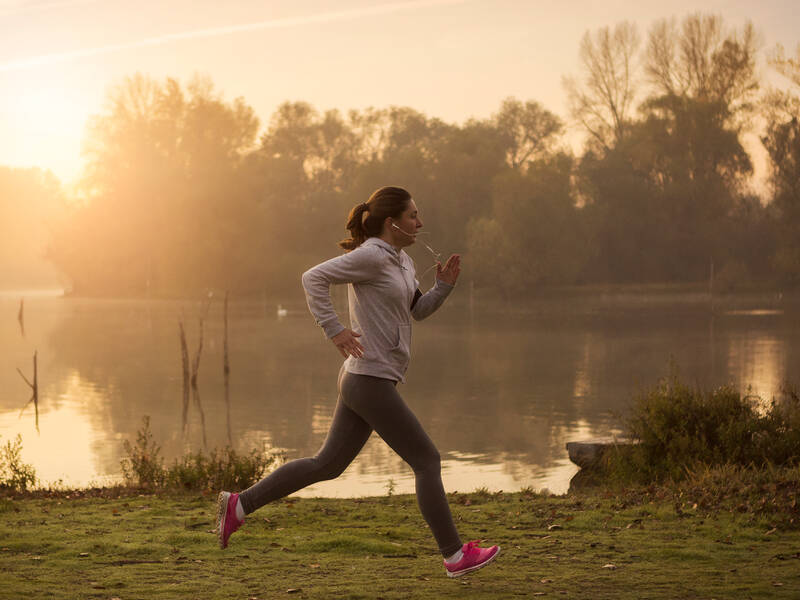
top-left (391, 222), bottom-right (417, 237)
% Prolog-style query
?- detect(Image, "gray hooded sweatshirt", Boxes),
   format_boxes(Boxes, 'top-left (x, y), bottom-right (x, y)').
top-left (301, 237), bottom-right (454, 383)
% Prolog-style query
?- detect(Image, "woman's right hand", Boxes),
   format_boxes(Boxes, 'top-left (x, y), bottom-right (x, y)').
top-left (331, 329), bottom-right (364, 359)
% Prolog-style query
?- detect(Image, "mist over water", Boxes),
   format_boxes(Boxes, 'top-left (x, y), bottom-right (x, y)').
top-left (1, 292), bottom-right (797, 495)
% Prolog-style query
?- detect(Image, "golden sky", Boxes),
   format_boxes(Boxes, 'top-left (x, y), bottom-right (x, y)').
top-left (1, 0), bottom-right (797, 183)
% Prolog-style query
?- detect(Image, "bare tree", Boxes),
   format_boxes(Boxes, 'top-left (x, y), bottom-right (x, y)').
top-left (763, 44), bottom-right (800, 226)
top-left (564, 21), bottom-right (640, 150)
top-left (17, 298), bottom-right (24, 337)
top-left (645, 14), bottom-right (759, 114)
top-left (770, 44), bottom-right (800, 87)
top-left (764, 44), bottom-right (800, 122)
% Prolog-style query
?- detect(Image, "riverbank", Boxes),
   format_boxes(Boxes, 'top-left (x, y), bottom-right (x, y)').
top-left (12, 280), bottom-right (797, 306)
top-left (2, 480), bottom-right (799, 599)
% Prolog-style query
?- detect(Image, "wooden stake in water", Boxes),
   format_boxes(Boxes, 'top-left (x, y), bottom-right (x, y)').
top-left (223, 293), bottom-right (230, 380)
top-left (469, 280), bottom-right (475, 319)
top-left (191, 316), bottom-right (204, 389)
top-left (192, 378), bottom-right (208, 449)
top-left (179, 320), bottom-right (190, 433)
top-left (17, 350), bottom-right (39, 432)
top-left (710, 258), bottom-right (714, 292)
top-left (224, 291), bottom-right (232, 445)
top-left (709, 257), bottom-right (715, 312)
top-left (191, 313), bottom-right (207, 448)
top-left (17, 298), bottom-right (24, 337)
top-left (179, 299), bottom-right (211, 446)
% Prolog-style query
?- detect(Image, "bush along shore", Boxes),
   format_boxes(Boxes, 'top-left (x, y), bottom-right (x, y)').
top-left (576, 373), bottom-right (800, 490)
top-left (1, 377), bottom-right (799, 599)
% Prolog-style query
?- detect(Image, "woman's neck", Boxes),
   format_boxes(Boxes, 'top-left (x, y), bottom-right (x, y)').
top-left (377, 232), bottom-right (401, 251)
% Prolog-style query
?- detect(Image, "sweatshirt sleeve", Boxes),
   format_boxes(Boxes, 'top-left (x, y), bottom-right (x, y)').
top-left (301, 245), bottom-right (383, 338)
top-left (410, 278), bottom-right (455, 321)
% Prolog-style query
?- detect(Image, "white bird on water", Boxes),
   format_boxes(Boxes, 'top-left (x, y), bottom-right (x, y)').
top-left (277, 304), bottom-right (288, 319)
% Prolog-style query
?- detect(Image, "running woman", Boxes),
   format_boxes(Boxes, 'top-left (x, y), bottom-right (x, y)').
top-left (216, 186), bottom-right (499, 577)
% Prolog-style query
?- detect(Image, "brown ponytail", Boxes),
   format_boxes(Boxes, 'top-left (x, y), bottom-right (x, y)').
top-left (338, 186), bottom-right (412, 251)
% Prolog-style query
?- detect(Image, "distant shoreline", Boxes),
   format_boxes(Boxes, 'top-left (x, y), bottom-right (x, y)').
top-left (2, 281), bottom-right (796, 304)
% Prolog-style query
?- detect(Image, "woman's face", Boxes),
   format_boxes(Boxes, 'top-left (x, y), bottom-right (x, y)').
top-left (388, 199), bottom-right (423, 248)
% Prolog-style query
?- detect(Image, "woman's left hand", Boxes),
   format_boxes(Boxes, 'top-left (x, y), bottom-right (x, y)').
top-left (436, 254), bottom-right (461, 285)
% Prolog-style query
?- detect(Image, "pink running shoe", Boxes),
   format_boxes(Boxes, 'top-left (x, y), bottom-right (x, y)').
top-left (216, 491), bottom-right (243, 549)
top-left (443, 540), bottom-right (500, 578)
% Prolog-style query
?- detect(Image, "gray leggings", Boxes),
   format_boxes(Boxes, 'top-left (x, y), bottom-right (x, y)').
top-left (238, 369), bottom-right (463, 557)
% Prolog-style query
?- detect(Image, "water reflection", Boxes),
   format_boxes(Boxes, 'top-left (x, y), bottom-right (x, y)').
top-left (0, 368), bottom-right (116, 487)
top-left (572, 333), bottom-right (594, 401)
top-left (727, 334), bottom-right (786, 404)
top-left (0, 294), bottom-right (797, 495)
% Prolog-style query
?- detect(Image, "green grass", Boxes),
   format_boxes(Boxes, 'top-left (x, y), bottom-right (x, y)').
top-left (1, 486), bottom-right (798, 599)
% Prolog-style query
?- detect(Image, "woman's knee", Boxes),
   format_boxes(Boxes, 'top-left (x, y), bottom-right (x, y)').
top-left (310, 455), bottom-right (349, 481)
top-left (412, 447), bottom-right (441, 475)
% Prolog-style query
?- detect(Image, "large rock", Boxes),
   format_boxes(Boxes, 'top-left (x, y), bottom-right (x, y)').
top-left (566, 437), bottom-right (636, 468)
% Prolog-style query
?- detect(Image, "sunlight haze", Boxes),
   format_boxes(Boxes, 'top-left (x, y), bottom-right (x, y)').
top-left (1, 0), bottom-right (797, 183)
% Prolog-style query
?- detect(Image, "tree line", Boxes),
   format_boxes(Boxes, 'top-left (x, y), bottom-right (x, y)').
top-left (4, 13), bottom-right (800, 298)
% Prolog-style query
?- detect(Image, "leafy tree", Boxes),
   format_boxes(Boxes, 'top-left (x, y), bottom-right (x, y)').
top-left (763, 44), bottom-right (800, 285)
top-left (573, 15), bottom-right (762, 284)
top-left (0, 167), bottom-right (64, 288)
top-left (494, 97), bottom-right (563, 169)
top-left (577, 95), bottom-right (756, 284)
top-left (49, 74), bottom-right (259, 295)
top-left (467, 152), bottom-right (577, 294)
top-left (38, 19), bottom-right (791, 298)
top-left (576, 131), bottom-right (662, 282)
top-left (641, 14), bottom-right (758, 200)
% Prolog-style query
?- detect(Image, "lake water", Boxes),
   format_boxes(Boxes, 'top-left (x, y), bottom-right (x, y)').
top-left (1, 290), bottom-right (797, 496)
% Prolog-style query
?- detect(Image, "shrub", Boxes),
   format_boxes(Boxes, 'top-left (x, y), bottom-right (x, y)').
top-left (0, 434), bottom-right (37, 492)
top-left (121, 416), bottom-right (165, 488)
top-left (758, 383), bottom-right (800, 465)
top-left (599, 374), bottom-right (800, 483)
top-left (121, 416), bottom-right (282, 491)
top-left (166, 446), bottom-right (281, 491)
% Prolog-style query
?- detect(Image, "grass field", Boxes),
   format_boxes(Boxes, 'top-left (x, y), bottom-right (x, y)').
top-left (1, 486), bottom-right (798, 599)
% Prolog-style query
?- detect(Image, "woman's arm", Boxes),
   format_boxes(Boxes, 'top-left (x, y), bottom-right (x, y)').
top-left (301, 245), bottom-right (382, 339)
top-left (411, 254), bottom-right (460, 321)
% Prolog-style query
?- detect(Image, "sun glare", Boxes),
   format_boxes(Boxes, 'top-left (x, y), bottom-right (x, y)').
top-left (1, 76), bottom-right (93, 181)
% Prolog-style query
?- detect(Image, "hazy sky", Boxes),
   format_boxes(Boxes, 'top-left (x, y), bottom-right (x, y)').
top-left (1, 0), bottom-right (797, 183)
